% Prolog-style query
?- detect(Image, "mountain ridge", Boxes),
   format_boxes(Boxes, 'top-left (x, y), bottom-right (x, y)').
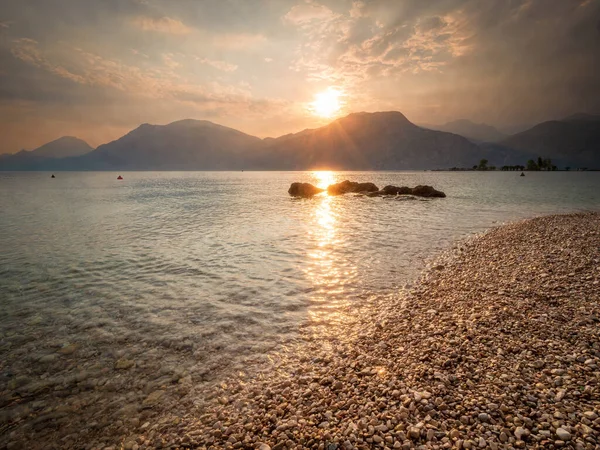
top-left (258, 111), bottom-right (484, 170)
top-left (1, 111), bottom-right (598, 170)
top-left (0, 137), bottom-right (93, 170)
top-left (421, 119), bottom-right (507, 143)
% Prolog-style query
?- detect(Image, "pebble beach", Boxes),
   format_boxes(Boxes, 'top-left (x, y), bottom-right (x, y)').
top-left (2, 212), bottom-right (600, 449)
top-left (153, 213), bottom-right (600, 450)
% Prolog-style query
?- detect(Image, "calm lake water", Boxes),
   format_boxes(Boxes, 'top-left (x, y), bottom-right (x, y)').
top-left (0, 170), bottom-right (599, 446)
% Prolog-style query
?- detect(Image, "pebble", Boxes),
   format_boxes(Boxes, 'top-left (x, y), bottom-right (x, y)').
top-left (556, 428), bottom-right (571, 441)
top-left (478, 413), bottom-right (490, 423)
top-left (514, 427), bottom-right (528, 440)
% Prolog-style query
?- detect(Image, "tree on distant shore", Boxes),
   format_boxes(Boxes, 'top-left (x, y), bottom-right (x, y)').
top-left (470, 159), bottom-right (558, 172)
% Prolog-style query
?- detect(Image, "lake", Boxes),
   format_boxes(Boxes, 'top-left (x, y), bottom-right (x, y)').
top-left (0, 170), bottom-right (599, 447)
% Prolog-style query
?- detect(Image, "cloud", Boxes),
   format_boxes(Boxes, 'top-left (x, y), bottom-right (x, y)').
top-left (349, 2), bottom-right (367, 19)
top-left (196, 57), bottom-right (238, 72)
top-left (284, 1), bottom-right (336, 25)
top-left (283, 0), bottom-right (476, 90)
top-left (10, 38), bottom-right (87, 84)
top-left (131, 16), bottom-right (193, 34)
top-left (9, 39), bottom-right (242, 103)
top-left (213, 33), bottom-right (267, 50)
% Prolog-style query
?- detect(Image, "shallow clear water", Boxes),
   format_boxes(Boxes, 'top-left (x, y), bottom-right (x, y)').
top-left (0, 171), bottom-right (599, 444)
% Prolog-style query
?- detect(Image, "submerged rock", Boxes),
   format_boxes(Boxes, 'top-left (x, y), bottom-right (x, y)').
top-left (288, 182), bottom-right (324, 197)
top-left (327, 180), bottom-right (379, 195)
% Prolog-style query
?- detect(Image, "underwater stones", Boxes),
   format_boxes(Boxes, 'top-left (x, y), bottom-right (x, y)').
top-left (57, 344), bottom-right (79, 355)
top-left (114, 359), bottom-right (135, 370)
top-left (142, 390), bottom-right (165, 406)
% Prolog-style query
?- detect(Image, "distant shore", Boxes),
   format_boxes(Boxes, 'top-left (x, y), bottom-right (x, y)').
top-left (153, 213), bottom-right (600, 449)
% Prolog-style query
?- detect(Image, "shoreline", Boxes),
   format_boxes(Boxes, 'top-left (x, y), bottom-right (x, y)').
top-left (152, 213), bottom-right (600, 449)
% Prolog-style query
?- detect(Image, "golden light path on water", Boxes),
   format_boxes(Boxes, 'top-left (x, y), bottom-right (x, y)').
top-left (304, 171), bottom-right (360, 340)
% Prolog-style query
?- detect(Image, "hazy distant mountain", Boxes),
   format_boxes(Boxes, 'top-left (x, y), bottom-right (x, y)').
top-left (422, 119), bottom-right (506, 143)
top-left (0, 137), bottom-right (93, 170)
top-left (498, 123), bottom-right (533, 136)
top-left (561, 113), bottom-right (600, 123)
top-left (477, 143), bottom-right (539, 167)
top-left (258, 112), bottom-right (484, 170)
top-left (500, 115), bottom-right (600, 168)
top-left (75, 119), bottom-right (263, 170)
top-left (30, 136), bottom-right (93, 158)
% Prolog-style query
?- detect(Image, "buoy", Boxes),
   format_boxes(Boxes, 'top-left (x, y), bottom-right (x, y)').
top-left (520, 172), bottom-right (525, 177)
top-left (51, 174), bottom-right (55, 178)
top-left (117, 175), bottom-right (123, 180)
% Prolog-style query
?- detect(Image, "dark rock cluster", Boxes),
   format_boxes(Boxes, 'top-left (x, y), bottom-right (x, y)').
top-left (288, 180), bottom-right (446, 198)
top-left (288, 183), bottom-right (325, 197)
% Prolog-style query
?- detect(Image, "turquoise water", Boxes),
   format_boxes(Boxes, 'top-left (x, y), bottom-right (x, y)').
top-left (0, 171), bottom-right (599, 446)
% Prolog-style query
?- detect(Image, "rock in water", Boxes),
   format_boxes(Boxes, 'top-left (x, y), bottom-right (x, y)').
top-left (370, 185), bottom-right (446, 198)
top-left (382, 185), bottom-right (412, 195)
top-left (289, 181), bottom-right (445, 198)
top-left (288, 182), bottom-right (324, 197)
top-left (327, 180), bottom-right (379, 195)
top-left (410, 185), bottom-right (446, 198)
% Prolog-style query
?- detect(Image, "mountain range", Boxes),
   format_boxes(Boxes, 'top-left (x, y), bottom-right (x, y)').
top-left (421, 119), bottom-right (507, 143)
top-left (1, 112), bottom-right (599, 171)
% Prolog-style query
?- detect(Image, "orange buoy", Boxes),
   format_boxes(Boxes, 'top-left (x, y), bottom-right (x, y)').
top-left (117, 175), bottom-right (123, 180)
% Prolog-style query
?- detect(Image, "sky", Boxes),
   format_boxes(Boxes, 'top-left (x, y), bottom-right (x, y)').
top-left (0, 0), bottom-right (599, 154)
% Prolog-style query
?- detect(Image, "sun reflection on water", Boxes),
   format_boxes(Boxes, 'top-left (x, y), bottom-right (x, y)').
top-left (312, 170), bottom-right (336, 190)
top-left (303, 171), bottom-right (359, 338)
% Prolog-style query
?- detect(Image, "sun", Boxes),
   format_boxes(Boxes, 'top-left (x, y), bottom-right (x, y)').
top-left (310, 87), bottom-right (343, 118)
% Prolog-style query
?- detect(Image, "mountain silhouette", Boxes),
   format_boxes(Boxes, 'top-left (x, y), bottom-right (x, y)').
top-left (422, 119), bottom-right (506, 143)
top-left (0, 137), bottom-right (93, 170)
top-left (500, 114), bottom-right (600, 168)
top-left (76, 119), bottom-right (263, 170)
top-left (258, 112), bottom-right (483, 170)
